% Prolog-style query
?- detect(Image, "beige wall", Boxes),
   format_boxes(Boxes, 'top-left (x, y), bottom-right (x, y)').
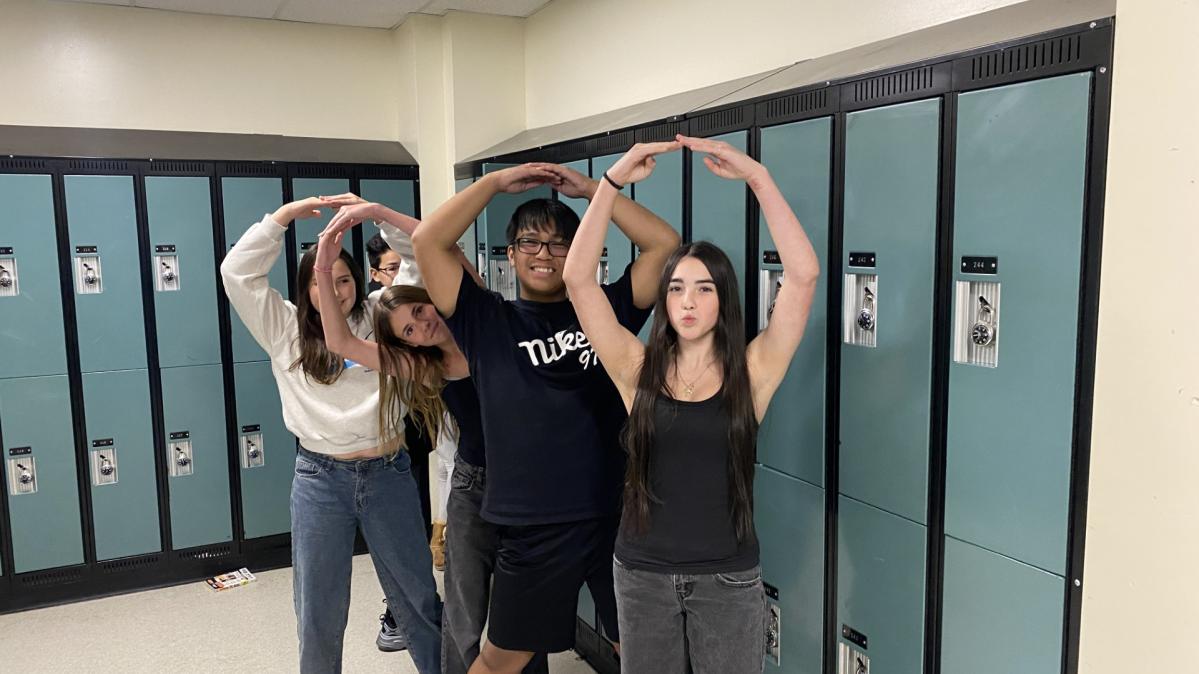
top-left (523, 0), bottom-right (1025, 128)
top-left (1079, 0), bottom-right (1199, 671)
top-left (0, 0), bottom-right (402, 141)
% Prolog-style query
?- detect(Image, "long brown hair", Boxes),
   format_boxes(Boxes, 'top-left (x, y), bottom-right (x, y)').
top-left (621, 242), bottom-right (759, 540)
top-left (291, 247), bottom-right (367, 384)
top-left (374, 285), bottom-right (454, 448)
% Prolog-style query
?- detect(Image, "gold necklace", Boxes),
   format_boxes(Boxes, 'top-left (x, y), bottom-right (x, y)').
top-left (676, 357), bottom-right (714, 398)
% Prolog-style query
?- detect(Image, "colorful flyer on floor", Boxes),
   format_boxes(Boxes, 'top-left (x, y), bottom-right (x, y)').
top-left (206, 568), bottom-right (257, 591)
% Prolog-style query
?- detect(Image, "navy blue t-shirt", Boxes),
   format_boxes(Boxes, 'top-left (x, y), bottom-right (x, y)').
top-left (444, 266), bottom-right (651, 525)
top-left (441, 377), bottom-right (484, 468)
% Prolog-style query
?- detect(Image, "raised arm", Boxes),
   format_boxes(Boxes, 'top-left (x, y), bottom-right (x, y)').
top-left (563, 143), bottom-right (680, 407)
top-left (677, 135), bottom-right (820, 420)
top-left (545, 152), bottom-right (681, 309)
top-left (412, 164), bottom-right (556, 316)
top-left (312, 218), bottom-right (393, 375)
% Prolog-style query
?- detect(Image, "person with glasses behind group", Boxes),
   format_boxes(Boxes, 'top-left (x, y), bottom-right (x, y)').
top-left (412, 157), bottom-right (680, 673)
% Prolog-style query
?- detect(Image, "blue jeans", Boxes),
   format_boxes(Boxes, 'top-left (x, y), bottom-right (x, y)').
top-left (291, 447), bottom-right (442, 674)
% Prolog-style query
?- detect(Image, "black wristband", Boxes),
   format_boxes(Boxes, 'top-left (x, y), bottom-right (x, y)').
top-left (602, 171), bottom-right (624, 191)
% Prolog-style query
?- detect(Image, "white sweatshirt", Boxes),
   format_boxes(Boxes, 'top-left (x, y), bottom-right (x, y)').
top-left (221, 215), bottom-right (408, 455)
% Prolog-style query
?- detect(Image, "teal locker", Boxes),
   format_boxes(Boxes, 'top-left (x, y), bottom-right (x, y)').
top-left (839, 99), bottom-right (940, 524)
top-left (454, 178), bottom-right (478, 264)
top-left (592, 154), bottom-right (633, 283)
top-left (0, 375), bottom-right (84, 573)
top-left (480, 163), bottom-right (552, 298)
top-left (221, 177), bottom-right (287, 364)
top-left (146, 176), bottom-right (222, 368)
top-left (361, 178), bottom-right (417, 280)
top-left (690, 131), bottom-right (749, 307)
top-left (578, 584), bottom-right (596, 628)
top-left (836, 496), bottom-right (926, 674)
top-left (0, 174), bottom-right (68, 379)
top-left (292, 178), bottom-right (353, 260)
top-left (756, 118), bottom-right (832, 486)
top-left (945, 74), bottom-right (1091, 575)
top-left (941, 537), bottom-right (1065, 674)
top-left (755, 466), bottom-right (824, 674)
top-left (632, 150), bottom-right (683, 341)
top-left (82, 369), bottom-right (162, 561)
top-left (65, 175), bottom-right (148, 374)
top-left (235, 360), bottom-right (294, 539)
top-left (160, 364), bottom-right (233, 549)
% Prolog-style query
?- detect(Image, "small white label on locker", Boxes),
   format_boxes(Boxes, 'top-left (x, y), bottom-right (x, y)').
top-left (0, 258), bottom-right (19, 297)
top-left (7, 456), bottom-right (37, 495)
top-left (241, 433), bottom-right (265, 469)
top-left (953, 280), bottom-right (1001, 368)
top-left (838, 643), bottom-right (870, 674)
top-left (843, 273), bottom-right (878, 348)
top-left (155, 254), bottom-right (181, 292)
top-left (760, 269), bottom-right (785, 332)
top-left (91, 448), bottom-right (119, 486)
top-left (169, 439), bottom-right (194, 477)
top-left (75, 255), bottom-right (103, 294)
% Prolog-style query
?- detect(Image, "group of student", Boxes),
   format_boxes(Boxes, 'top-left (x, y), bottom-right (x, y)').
top-left (220, 135), bottom-right (819, 674)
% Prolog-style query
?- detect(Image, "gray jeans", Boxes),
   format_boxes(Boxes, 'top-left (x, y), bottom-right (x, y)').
top-left (442, 461), bottom-right (549, 674)
top-left (613, 558), bottom-right (767, 673)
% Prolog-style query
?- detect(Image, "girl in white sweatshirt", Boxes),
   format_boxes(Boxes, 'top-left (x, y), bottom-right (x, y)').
top-left (220, 196), bottom-right (441, 674)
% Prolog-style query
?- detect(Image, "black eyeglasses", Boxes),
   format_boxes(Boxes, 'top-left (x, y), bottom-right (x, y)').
top-left (373, 264), bottom-right (401, 275)
top-left (512, 237), bottom-right (570, 257)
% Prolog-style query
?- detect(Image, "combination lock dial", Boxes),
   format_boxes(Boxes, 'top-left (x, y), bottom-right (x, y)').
top-left (161, 262), bottom-right (177, 284)
top-left (971, 296), bottom-right (996, 346)
top-left (17, 463), bottom-right (33, 485)
top-left (247, 441), bottom-right (261, 461)
top-left (99, 456), bottom-right (115, 476)
top-left (856, 286), bottom-right (876, 332)
top-left (175, 447), bottom-right (191, 467)
top-left (0, 266), bottom-right (12, 288)
top-left (83, 264), bottom-right (99, 286)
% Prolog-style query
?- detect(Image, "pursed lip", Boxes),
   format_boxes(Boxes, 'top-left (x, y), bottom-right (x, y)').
top-left (680, 314), bottom-right (697, 326)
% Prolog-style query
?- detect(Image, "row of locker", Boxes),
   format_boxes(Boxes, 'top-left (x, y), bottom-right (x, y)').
top-left (0, 168), bottom-right (418, 586)
top-left (550, 72), bottom-right (1093, 673)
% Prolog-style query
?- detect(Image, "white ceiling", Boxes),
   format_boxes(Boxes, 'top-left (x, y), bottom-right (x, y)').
top-left (60, 0), bottom-right (554, 29)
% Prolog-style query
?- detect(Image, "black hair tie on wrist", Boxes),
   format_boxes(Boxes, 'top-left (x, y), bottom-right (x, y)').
top-left (602, 171), bottom-right (624, 191)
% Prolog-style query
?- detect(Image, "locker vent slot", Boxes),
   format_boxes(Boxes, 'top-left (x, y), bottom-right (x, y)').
top-left (148, 161), bottom-right (206, 173)
top-left (222, 162), bottom-right (278, 176)
top-left (67, 159), bottom-right (130, 172)
top-left (760, 88), bottom-right (830, 122)
top-left (295, 164), bottom-right (340, 178)
top-left (970, 35), bottom-right (1083, 81)
top-left (360, 165), bottom-right (414, 179)
top-left (21, 567), bottom-right (84, 587)
top-left (179, 544), bottom-right (233, 561)
top-left (636, 120), bottom-right (687, 143)
top-left (691, 107), bottom-right (748, 135)
top-left (559, 139), bottom-right (590, 159)
top-left (0, 158), bottom-right (49, 171)
top-left (591, 130), bottom-right (636, 156)
top-left (853, 66), bottom-right (935, 103)
top-left (100, 555), bottom-right (161, 574)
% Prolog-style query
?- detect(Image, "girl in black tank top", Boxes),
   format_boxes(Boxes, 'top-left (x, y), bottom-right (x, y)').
top-left (563, 137), bottom-right (820, 672)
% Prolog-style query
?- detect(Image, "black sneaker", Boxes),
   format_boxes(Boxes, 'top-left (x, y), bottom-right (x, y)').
top-left (377, 603), bottom-right (409, 652)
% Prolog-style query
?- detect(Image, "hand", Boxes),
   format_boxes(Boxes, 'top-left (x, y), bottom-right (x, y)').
top-left (676, 134), bottom-right (767, 185)
top-left (315, 225), bottom-right (345, 270)
top-left (273, 197), bottom-right (325, 227)
top-left (605, 141), bottom-right (682, 186)
top-left (319, 192), bottom-right (367, 208)
top-left (321, 202), bottom-right (378, 238)
top-left (489, 163), bottom-right (558, 194)
top-left (542, 163), bottom-right (597, 200)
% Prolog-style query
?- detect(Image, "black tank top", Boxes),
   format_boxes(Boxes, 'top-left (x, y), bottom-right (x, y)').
top-left (441, 377), bottom-right (485, 468)
top-left (614, 390), bottom-right (760, 574)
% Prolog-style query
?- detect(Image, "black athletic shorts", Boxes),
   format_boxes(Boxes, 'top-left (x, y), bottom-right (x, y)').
top-left (487, 515), bottom-right (621, 653)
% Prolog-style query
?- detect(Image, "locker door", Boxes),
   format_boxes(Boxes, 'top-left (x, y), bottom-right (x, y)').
top-left (756, 466), bottom-right (824, 674)
top-left (292, 178), bottom-right (353, 262)
top-left (0, 375), bottom-right (84, 573)
top-left (0, 174), bottom-right (67, 379)
top-left (454, 178), bottom-right (478, 267)
top-left (632, 150), bottom-right (683, 341)
top-left (234, 360), bottom-right (294, 539)
top-left (160, 364), bottom-right (233, 549)
top-left (756, 117), bottom-right (832, 486)
top-left (221, 177), bottom-right (287, 364)
top-left (65, 175), bottom-right (148, 374)
top-left (146, 176), bottom-right (221, 368)
top-left (591, 154), bottom-right (633, 283)
top-left (361, 178), bottom-right (417, 281)
top-left (82, 369), bottom-right (161, 561)
top-left (839, 99), bottom-right (941, 524)
top-left (690, 131), bottom-right (749, 307)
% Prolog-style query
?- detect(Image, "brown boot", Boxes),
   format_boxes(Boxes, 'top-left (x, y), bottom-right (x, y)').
top-left (430, 521), bottom-right (446, 571)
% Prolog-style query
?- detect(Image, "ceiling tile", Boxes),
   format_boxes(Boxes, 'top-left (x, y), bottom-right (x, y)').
top-left (276, 0), bottom-right (423, 29)
top-left (135, 0), bottom-right (284, 20)
top-left (419, 0), bottom-right (552, 18)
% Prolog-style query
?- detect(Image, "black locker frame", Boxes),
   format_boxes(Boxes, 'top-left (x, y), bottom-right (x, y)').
top-left (0, 156), bottom-right (418, 613)
top-left (454, 17), bottom-right (1114, 674)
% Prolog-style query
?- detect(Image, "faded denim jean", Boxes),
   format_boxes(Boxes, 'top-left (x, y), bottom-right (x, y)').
top-left (613, 557), bottom-right (767, 673)
top-left (291, 447), bottom-right (442, 674)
